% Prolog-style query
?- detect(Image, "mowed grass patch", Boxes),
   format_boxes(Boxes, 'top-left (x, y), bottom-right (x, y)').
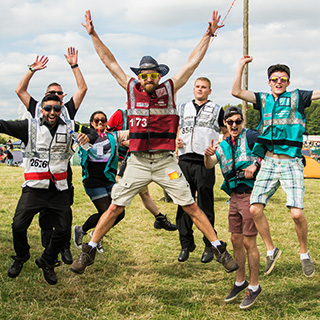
top-left (0, 164), bottom-right (319, 319)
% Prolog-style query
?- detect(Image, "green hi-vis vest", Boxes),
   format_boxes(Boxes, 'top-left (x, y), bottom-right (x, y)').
top-left (253, 90), bottom-right (305, 158)
top-left (79, 132), bottom-right (118, 183)
top-left (216, 129), bottom-right (258, 195)
top-left (118, 109), bottom-right (129, 160)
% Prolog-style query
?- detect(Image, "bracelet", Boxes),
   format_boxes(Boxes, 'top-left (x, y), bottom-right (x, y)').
top-left (71, 64), bottom-right (78, 69)
top-left (28, 65), bottom-right (35, 73)
top-left (254, 160), bottom-right (261, 169)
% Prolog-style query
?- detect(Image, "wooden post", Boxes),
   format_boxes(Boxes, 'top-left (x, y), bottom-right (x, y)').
top-left (243, 0), bottom-right (249, 127)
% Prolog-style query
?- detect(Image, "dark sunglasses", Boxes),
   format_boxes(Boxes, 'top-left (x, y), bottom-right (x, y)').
top-left (47, 90), bottom-right (64, 95)
top-left (42, 105), bottom-right (62, 112)
top-left (226, 119), bottom-right (243, 126)
top-left (93, 118), bottom-right (107, 124)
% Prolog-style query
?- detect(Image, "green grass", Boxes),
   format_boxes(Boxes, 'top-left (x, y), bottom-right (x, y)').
top-left (0, 164), bottom-right (319, 319)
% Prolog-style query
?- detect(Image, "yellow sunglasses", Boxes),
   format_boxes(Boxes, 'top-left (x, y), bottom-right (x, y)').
top-left (139, 73), bottom-right (160, 80)
top-left (269, 76), bottom-right (289, 83)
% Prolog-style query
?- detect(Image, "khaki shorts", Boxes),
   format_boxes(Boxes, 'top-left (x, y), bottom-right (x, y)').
top-left (111, 152), bottom-right (194, 207)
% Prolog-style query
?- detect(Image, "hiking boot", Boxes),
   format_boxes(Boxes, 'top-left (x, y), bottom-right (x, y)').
top-left (224, 280), bottom-right (249, 302)
top-left (69, 243), bottom-right (96, 274)
top-left (35, 256), bottom-right (58, 285)
top-left (239, 285), bottom-right (262, 309)
top-left (154, 214), bottom-right (178, 231)
top-left (61, 243), bottom-right (73, 264)
top-left (265, 247), bottom-right (282, 275)
top-left (301, 257), bottom-right (315, 277)
top-left (178, 243), bottom-right (196, 262)
top-left (73, 225), bottom-right (86, 250)
top-left (212, 241), bottom-right (239, 273)
top-left (7, 254), bottom-right (30, 278)
top-left (90, 231), bottom-right (104, 254)
top-left (201, 246), bottom-right (214, 263)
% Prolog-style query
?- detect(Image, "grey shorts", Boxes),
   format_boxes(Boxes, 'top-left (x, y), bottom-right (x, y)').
top-left (111, 152), bottom-right (194, 207)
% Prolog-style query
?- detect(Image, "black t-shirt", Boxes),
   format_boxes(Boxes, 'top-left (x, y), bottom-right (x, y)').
top-left (4, 149), bottom-right (13, 160)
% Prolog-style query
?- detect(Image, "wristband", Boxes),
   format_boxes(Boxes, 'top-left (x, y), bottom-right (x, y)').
top-left (28, 65), bottom-right (35, 73)
top-left (254, 160), bottom-right (261, 169)
top-left (71, 64), bottom-right (78, 69)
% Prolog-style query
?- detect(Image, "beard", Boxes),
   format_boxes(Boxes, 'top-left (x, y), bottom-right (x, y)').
top-left (141, 82), bottom-right (158, 94)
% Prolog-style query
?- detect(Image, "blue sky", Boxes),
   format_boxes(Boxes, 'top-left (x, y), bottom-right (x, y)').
top-left (1, 0), bottom-right (320, 122)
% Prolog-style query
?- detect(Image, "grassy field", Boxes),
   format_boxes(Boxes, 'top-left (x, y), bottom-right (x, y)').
top-left (0, 164), bottom-right (319, 320)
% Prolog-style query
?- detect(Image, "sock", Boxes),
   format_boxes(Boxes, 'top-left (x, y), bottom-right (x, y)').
top-left (248, 284), bottom-right (260, 292)
top-left (267, 248), bottom-right (275, 257)
top-left (300, 252), bottom-right (309, 260)
top-left (235, 280), bottom-right (246, 287)
top-left (211, 240), bottom-right (222, 248)
top-left (88, 241), bottom-right (97, 248)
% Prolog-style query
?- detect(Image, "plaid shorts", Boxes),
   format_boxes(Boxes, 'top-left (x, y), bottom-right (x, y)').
top-left (250, 156), bottom-right (305, 209)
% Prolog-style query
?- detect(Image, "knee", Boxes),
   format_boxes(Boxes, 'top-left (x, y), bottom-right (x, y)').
top-left (231, 233), bottom-right (243, 249)
top-left (250, 204), bottom-right (263, 219)
top-left (291, 208), bottom-right (305, 223)
top-left (243, 236), bottom-right (258, 252)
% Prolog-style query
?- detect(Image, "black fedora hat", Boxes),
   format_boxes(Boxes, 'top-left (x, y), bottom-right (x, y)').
top-left (130, 56), bottom-right (170, 77)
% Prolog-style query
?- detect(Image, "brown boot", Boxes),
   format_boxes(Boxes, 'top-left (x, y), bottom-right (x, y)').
top-left (213, 241), bottom-right (239, 273)
top-left (69, 243), bottom-right (97, 274)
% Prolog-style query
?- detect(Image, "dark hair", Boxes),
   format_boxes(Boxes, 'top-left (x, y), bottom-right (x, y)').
top-left (89, 111), bottom-right (107, 129)
top-left (267, 64), bottom-right (291, 79)
top-left (41, 94), bottom-right (61, 107)
top-left (195, 77), bottom-right (211, 89)
top-left (46, 82), bottom-right (62, 92)
top-left (224, 106), bottom-right (243, 120)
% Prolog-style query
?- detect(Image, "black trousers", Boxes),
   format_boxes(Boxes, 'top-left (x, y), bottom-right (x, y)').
top-left (12, 186), bottom-right (71, 263)
top-left (176, 159), bottom-right (215, 249)
top-left (39, 164), bottom-right (73, 248)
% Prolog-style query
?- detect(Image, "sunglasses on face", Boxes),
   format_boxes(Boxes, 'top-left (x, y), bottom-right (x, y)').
top-left (226, 119), bottom-right (243, 126)
top-left (139, 73), bottom-right (160, 80)
top-left (47, 90), bottom-right (64, 95)
top-left (42, 104), bottom-right (62, 112)
top-left (93, 118), bottom-right (107, 124)
top-left (269, 76), bottom-right (289, 83)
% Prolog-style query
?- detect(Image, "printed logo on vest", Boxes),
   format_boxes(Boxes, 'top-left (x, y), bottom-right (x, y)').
top-left (155, 87), bottom-right (167, 98)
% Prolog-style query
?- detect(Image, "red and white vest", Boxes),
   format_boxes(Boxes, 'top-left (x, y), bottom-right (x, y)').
top-left (21, 118), bottom-right (74, 190)
top-left (127, 78), bottom-right (179, 152)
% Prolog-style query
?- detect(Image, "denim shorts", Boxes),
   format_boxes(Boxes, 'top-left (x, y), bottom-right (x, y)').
top-left (84, 184), bottom-right (114, 201)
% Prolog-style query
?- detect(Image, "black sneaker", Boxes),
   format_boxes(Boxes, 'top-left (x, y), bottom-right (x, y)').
top-left (212, 241), bottom-right (239, 273)
top-left (240, 285), bottom-right (262, 309)
top-left (61, 243), bottom-right (73, 265)
top-left (7, 254), bottom-right (30, 278)
top-left (265, 247), bottom-right (282, 275)
top-left (154, 214), bottom-right (178, 231)
top-left (35, 256), bottom-right (58, 285)
top-left (69, 243), bottom-right (97, 274)
top-left (224, 280), bottom-right (249, 302)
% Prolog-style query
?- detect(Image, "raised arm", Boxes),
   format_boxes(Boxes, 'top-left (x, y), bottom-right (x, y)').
top-left (82, 10), bottom-right (131, 90)
top-left (171, 10), bottom-right (224, 93)
top-left (231, 56), bottom-right (256, 103)
top-left (64, 47), bottom-right (88, 110)
top-left (15, 56), bottom-right (49, 108)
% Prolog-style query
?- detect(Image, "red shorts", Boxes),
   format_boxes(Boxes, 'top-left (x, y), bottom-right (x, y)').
top-left (228, 192), bottom-right (258, 236)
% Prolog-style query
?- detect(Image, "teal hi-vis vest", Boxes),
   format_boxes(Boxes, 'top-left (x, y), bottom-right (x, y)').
top-left (253, 90), bottom-right (306, 158)
top-left (216, 129), bottom-right (258, 195)
top-left (117, 109), bottom-right (129, 160)
top-left (79, 132), bottom-right (118, 183)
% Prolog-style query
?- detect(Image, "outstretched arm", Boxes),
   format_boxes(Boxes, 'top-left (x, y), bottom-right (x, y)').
top-left (171, 10), bottom-right (224, 93)
top-left (82, 10), bottom-right (131, 90)
top-left (64, 47), bottom-right (88, 110)
top-left (15, 56), bottom-right (49, 108)
top-left (231, 56), bottom-right (256, 103)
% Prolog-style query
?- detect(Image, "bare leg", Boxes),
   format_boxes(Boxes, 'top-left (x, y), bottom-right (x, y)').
top-left (231, 233), bottom-right (246, 282)
top-left (243, 235), bottom-right (259, 286)
top-left (290, 207), bottom-right (308, 253)
top-left (90, 204), bottom-right (125, 243)
top-left (250, 203), bottom-right (274, 251)
top-left (139, 189), bottom-right (159, 217)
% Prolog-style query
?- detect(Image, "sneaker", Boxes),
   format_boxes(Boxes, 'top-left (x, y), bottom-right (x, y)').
top-left (154, 214), bottom-right (178, 231)
top-left (35, 256), bottom-right (58, 285)
top-left (7, 254), bottom-right (30, 278)
top-left (265, 247), bottom-right (282, 275)
top-left (69, 243), bottom-right (97, 274)
top-left (90, 231), bottom-right (104, 254)
top-left (239, 285), bottom-right (262, 309)
top-left (224, 280), bottom-right (249, 302)
top-left (212, 241), bottom-right (239, 273)
top-left (73, 225), bottom-right (86, 250)
top-left (301, 257), bottom-right (315, 277)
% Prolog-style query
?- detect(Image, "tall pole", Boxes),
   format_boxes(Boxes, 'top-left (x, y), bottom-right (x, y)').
top-left (243, 0), bottom-right (249, 127)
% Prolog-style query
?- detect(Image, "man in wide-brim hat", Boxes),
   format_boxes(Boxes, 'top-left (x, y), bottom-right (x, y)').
top-left (70, 9), bottom-right (240, 276)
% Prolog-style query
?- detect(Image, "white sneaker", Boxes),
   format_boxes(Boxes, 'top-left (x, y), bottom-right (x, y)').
top-left (90, 231), bottom-right (104, 254)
